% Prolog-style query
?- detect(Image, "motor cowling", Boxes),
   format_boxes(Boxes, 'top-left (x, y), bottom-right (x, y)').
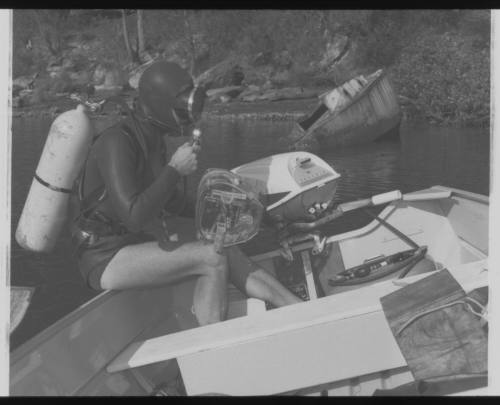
top-left (16, 104), bottom-right (94, 252)
top-left (232, 152), bottom-right (341, 223)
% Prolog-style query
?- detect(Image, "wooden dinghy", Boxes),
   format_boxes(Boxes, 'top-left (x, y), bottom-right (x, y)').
top-left (285, 69), bottom-right (402, 150)
top-left (10, 186), bottom-right (489, 396)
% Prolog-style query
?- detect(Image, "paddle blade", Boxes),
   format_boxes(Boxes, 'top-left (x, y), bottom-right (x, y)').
top-left (10, 286), bottom-right (35, 334)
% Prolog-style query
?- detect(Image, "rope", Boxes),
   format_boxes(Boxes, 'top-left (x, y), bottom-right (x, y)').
top-left (396, 297), bottom-right (488, 336)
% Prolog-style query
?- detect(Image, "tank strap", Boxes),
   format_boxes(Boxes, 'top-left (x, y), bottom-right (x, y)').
top-left (35, 173), bottom-right (74, 194)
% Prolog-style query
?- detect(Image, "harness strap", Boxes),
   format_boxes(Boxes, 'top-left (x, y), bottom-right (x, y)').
top-left (76, 101), bottom-right (150, 221)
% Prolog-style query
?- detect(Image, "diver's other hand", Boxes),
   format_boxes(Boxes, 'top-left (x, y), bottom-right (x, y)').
top-left (169, 143), bottom-right (198, 176)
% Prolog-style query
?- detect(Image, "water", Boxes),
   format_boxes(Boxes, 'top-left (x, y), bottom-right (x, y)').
top-left (10, 116), bottom-right (490, 350)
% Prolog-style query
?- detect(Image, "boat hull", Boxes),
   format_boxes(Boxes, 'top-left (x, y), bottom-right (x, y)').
top-left (10, 186), bottom-right (489, 396)
top-left (286, 70), bottom-right (402, 150)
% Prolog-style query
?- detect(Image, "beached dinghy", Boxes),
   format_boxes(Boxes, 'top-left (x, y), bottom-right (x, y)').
top-left (282, 69), bottom-right (402, 151)
top-left (10, 185), bottom-right (488, 396)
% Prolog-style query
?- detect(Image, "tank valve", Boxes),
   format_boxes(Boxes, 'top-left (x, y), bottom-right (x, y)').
top-left (192, 128), bottom-right (201, 145)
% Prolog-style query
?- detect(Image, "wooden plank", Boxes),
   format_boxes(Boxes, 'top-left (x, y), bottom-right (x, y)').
top-left (178, 311), bottom-right (406, 395)
top-left (106, 260), bottom-right (487, 374)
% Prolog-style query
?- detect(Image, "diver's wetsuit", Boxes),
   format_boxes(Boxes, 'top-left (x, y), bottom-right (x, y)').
top-left (70, 115), bottom-right (182, 290)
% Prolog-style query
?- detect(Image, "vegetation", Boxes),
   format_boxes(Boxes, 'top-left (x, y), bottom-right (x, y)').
top-left (12, 9), bottom-right (490, 126)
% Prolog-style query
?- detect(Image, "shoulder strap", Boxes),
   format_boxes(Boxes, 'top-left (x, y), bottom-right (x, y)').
top-left (76, 98), bottom-right (150, 220)
top-left (76, 130), bottom-right (108, 218)
top-left (77, 122), bottom-right (149, 218)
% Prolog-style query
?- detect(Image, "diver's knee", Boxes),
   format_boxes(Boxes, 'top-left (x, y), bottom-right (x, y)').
top-left (199, 242), bottom-right (227, 269)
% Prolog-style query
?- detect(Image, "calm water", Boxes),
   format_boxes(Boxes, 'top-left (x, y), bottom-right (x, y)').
top-left (10, 116), bottom-right (490, 350)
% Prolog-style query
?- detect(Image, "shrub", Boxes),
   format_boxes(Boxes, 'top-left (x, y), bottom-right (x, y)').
top-left (392, 28), bottom-right (490, 125)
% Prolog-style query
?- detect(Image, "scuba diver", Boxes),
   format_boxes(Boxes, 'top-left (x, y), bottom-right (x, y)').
top-left (70, 60), bottom-right (302, 326)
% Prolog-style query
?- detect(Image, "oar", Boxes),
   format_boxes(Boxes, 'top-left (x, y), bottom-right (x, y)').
top-left (363, 208), bottom-right (427, 279)
top-left (338, 188), bottom-right (452, 213)
top-left (288, 188), bottom-right (452, 232)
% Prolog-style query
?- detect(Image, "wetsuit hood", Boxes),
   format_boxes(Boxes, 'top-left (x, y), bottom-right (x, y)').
top-left (138, 61), bottom-right (197, 136)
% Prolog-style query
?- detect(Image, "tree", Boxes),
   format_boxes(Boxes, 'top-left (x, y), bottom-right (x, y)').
top-left (32, 10), bottom-right (71, 57)
top-left (137, 10), bottom-right (145, 56)
top-left (183, 10), bottom-right (197, 76)
top-left (121, 9), bottom-right (146, 64)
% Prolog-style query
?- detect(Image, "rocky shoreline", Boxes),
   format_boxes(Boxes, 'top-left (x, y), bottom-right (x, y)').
top-left (12, 93), bottom-right (472, 129)
top-left (11, 94), bottom-right (319, 122)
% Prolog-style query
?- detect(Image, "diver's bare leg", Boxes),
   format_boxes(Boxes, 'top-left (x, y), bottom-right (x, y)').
top-left (226, 246), bottom-right (303, 307)
top-left (192, 262), bottom-right (228, 324)
top-left (100, 240), bottom-right (228, 325)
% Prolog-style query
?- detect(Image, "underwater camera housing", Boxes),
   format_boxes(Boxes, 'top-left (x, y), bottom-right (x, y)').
top-left (196, 152), bottom-right (341, 248)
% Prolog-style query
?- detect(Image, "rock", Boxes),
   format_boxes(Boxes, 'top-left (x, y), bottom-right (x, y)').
top-left (239, 87), bottom-right (318, 102)
top-left (62, 58), bottom-right (76, 71)
top-left (140, 52), bottom-right (156, 63)
top-left (206, 85), bottom-right (244, 102)
top-left (12, 96), bottom-right (23, 108)
top-left (13, 75), bottom-right (34, 89)
top-left (262, 80), bottom-right (273, 90)
top-left (271, 70), bottom-right (291, 87)
top-left (195, 57), bottom-right (240, 89)
top-left (19, 89), bottom-right (33, 98)
top-left (69, 70), bottom-right (91, 86)
top-left (92, 66), bottom-right (126, 92)
top-left (92, 64), bottom-right (108, 85)
top-left (47, 57), bottom-right (65, 78)
top-left (274, 50), bottom-right (293, 70)
top-left (128, 59), bottom-right (156, 90)
top-left (49, 106), bottom-right (61, 116)
top-left (253, 51), bottom-right (272, 66)
top-left (243, 65), bottom-right (274, 86)
top-left (12, 73), bottom-right (38, 94)
top-left (319, 34), bottom-right (350, 70)
top-left (48, 67), bottom-right (64, 79)
top-left (237, 85), bottom-right (263, 101)
top-left (246, 84), bottom-right (260, 93)
top-left (14, 89), bottom-right (35, 107)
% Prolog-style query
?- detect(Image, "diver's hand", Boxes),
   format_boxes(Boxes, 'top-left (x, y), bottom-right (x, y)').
top-left (169, 143), bottom-right (198, 176)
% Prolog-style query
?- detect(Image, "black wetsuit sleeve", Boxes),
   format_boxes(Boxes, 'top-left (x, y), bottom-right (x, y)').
top-left (96, 129), bottom-right (180, 231)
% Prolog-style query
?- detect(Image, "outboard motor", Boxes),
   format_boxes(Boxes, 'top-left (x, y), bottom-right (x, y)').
top-left (195, 152), bottom-right (341, 252)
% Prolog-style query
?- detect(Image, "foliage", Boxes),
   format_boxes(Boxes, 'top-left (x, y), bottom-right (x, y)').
top-left (12, 9), bottom-right (491, 126)
top-left (392, 28), bottom-right (490, 126)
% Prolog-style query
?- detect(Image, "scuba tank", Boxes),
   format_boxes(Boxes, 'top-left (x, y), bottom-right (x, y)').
top-left (15, 104), bottom-right (94, 252)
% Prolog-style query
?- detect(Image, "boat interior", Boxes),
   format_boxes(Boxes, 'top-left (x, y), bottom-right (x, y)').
top-left (10, 186), bottom-right (489, 396)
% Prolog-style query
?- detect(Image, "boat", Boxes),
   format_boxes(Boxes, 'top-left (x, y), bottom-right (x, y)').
top-left (283, 69), bottom-right (402, 151)
top-left (10, 185), bottom-right (489, 396)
